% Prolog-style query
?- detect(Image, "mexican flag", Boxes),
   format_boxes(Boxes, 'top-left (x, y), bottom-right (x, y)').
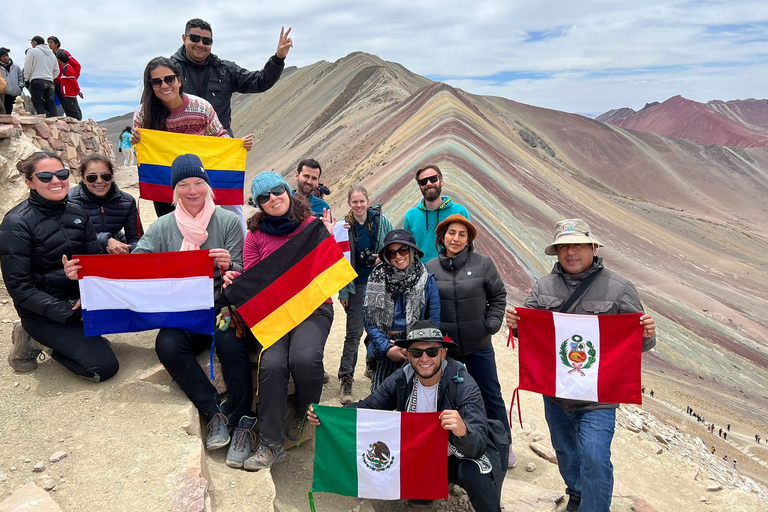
top-left (516, 308), bottom-right (643, 404)
top-left (311, 405), bottom-right (448, 503)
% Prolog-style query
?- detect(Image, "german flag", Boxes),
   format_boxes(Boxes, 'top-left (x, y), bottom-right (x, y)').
top-left (224, 219), bottom-right (357, 349)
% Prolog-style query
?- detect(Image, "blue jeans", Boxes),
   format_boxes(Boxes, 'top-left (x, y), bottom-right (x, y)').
top-left (457, 345), bottom-right (510, 439)
top-left (543, 397), bottom-right (615, 512)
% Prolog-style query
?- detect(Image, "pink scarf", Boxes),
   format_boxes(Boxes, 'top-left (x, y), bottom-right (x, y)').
top-left (175, 197), bottom-right (216, 251)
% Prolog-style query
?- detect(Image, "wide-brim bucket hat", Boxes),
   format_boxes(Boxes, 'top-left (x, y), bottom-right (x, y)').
top-left (544, 218), bottom-right (603, 255)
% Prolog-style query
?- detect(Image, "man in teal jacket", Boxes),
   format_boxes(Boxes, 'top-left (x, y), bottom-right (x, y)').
top-left (403, 164), bottom-right (469, 262)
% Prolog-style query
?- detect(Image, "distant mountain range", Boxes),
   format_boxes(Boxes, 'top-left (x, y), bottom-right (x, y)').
top-left (100, 53), bottom-right (768, 410)
top-left (597, 95), bottom-right (768, 148)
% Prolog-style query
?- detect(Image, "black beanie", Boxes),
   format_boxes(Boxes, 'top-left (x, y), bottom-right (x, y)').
top-left (171, 154), bottom-right (209, 189)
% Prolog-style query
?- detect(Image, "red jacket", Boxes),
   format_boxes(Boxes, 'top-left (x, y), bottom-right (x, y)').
top-left (54, 50), bottom-right (80, 84)
top-left (59, 63), bottom-right (80, 97)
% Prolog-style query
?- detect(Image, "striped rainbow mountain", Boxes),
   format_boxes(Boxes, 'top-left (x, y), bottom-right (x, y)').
top-left (229, 52), bottom-right (768, 409)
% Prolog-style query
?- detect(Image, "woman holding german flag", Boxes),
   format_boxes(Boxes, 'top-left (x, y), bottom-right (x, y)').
top-left (225, 171), bottom-right (336, 471)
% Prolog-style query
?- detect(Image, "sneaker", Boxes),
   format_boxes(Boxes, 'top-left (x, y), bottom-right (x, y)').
top-left (226, 415), bottom-right (257, 468)
top-left (322, 371), bottom-right (330, 384)
top-left (285, 407), bottom-right (305, 442)
top-left (339, 377), bottom-right (354, 405)
top-left (565, 494), bottom-right (581, 512)
top-left (8, 323), bottom-right (42, 372)
top-left (508, 447), bottom-right (517, 468)
top-left (243, 443), bottom-right (287, 471)
top-left (205, 405), bottom-right (231, 451)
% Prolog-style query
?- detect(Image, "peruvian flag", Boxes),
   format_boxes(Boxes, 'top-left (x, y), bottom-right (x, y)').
top-left (517, 308), bottom-right (643, 404)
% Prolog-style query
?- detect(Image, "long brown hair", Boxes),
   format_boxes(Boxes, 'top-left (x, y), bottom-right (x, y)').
top-left (139, 57), bottom-right (184, 131)
top-left (246, 195), bottom-right (311, 232)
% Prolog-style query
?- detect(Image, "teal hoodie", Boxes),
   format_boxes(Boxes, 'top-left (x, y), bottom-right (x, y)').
top-left (403, 196), bottom-right (470, 262)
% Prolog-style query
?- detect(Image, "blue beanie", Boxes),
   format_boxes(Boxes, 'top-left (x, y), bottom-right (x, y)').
top-left (171, 154), bottom-right (209, 189)
top-left (250, 171), bottom-right (290, 201)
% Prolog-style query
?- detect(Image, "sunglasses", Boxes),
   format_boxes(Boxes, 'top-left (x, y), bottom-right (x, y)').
top-left (85, 173), bottom-right (113, 183)
top-left (408, 347), bottom-right (442, 358)
top-left (34, 169), bottom-right (70, 183)
top-left (256, 186), bottom-right (287, 205)
top-left (417, 175), bottom-right (439, 187)
top-left (385, 246), bottom-right (410, 260)
top-left (149, 74), bottom-right (178, 88)
top-left (186, 33), bottom-right (213, 46)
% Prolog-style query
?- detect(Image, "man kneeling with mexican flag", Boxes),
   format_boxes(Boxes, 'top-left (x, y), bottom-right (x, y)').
top-left (307, 320), bottom-right (507, 511)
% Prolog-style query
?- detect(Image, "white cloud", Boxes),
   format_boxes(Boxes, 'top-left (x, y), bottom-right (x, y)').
top-left (5, 0), bottom-right (767, 120)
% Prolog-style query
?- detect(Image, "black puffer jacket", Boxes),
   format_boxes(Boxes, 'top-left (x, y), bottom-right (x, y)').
top-left (426, 248), bottom-right (507, 357)
top-left (170, 46), bottom-right (284, 133)
top-left (0, 191), bottom-right (102, 324)
top-left (68, 182), bottom-right (143, 252)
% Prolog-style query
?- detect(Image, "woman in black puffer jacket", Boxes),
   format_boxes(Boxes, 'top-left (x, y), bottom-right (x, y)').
top-left (0, 152), bottom-right (118, 380)
top-left (68, 153), bottom-right (143, 253)
top-left (425, 214), bottom-right (513, 462)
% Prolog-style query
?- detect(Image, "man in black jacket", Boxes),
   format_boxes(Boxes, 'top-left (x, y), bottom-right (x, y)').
top-left (307, 320), bottom-right (506, 512)
top-left (170, 18), bottom-right (292, 135)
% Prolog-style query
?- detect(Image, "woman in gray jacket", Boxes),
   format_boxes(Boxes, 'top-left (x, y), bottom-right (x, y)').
top-left (426, 214), bottom-right (515, 465)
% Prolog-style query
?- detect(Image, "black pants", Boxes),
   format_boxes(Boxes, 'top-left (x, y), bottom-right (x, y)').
top-left (155, 324), bottom-right (254, 423)
top-left (21, 316), bottom-right (119, 382)
top-left (258, 303), bottom-right (333, 446)
top-left (448, 456), bottom-right (502, 512)
top-left (30, 79), bottom-right (57, 117)
top-left (61, 97), bottom-right (82, 120)
top-left (338, 282), bottom-right (366, 379)
top-left (153, 201), bottom-right (175, 218)
top-left (3, 94), bottom-right (16, 115)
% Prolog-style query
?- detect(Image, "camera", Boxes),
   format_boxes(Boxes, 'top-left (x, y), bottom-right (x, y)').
top-left (358, 248), bottom-right (377, 267)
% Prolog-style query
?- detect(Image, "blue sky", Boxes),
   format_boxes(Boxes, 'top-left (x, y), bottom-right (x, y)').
top-left (5, 0), bottom-right (768, 120)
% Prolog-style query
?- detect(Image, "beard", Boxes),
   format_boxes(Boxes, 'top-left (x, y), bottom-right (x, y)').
top-left (422, 184), bottom-right (442, 201)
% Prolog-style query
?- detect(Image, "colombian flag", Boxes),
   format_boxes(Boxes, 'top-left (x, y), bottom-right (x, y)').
top-left (136, 128), bottom-right (246, 205)
top-left (224, 219), bottom-right (356, 350)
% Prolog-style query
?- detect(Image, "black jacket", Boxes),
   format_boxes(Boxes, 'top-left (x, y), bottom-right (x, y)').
top-left (68, 182), bottom-right (143, 252)
top-left (170, 46), bottom-right (284, 133)
top-left (0, 191), bottom-right (102, 324)
top-left (426, 248), bottom-right (507, 357)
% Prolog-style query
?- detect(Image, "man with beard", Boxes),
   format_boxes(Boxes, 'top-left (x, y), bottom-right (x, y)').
top-left (403, 164), bottom-right (470, 262)
top-left (292, 158), bottom-right (331, 219)
top-left (307, 320), bottom-right (507, 512)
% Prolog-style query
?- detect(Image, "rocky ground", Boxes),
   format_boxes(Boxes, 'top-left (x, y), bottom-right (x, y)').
top-left (1, 166), bottom-right (768, 511)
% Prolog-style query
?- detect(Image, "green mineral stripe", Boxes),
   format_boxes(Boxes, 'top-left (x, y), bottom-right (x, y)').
top-left (311, 404), bottom-right (358, 497)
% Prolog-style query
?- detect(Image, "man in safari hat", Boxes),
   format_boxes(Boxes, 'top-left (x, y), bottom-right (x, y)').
top-left (506, 218), bottom-right (656, 512)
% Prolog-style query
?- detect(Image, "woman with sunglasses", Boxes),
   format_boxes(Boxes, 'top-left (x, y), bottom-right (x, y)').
top-left (223, 171), bottom-right (334, 471)
top-left (363, 229), bottom-right (440, 392)
top-left (425, 214), bottom-right (515, 467)
top-left (0, 152), bottom-right (118, 381)
top-left (132, 56), bottom-right (253, 222)
top-left (68, 154), bottom-right (143, 254)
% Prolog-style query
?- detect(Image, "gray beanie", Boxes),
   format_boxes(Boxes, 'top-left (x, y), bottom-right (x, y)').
top-left (171, 154), bottom-right (209, 189)
top-left (250, 171), bottom-right (290, 200)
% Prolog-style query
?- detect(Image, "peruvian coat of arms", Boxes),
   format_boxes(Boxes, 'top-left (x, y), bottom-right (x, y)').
top-left (559, 334), bottom-right (596, 376)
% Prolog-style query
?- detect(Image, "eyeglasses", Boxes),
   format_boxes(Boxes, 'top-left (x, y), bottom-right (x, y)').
top-left (148, 75), bottom-right (178, 88)
top-left (185, 33), bottom-right (213, 46)
top-left (256, 186), bottom-right (287, 205)
top-left (34, 169), bottom-right (70, 183)
top-left (408, 347), bottom-right (442, 358)
top-left (85, 173), bottom-right (113, 183)
top-left (385, 246), bottom-right (410, 260)
top-left (417, 175), bottom-right (439, 187)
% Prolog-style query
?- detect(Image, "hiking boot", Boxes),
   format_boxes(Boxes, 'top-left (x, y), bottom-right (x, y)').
top-left (243, 443), bottom-right (287, 471)
top-left (565, 494), bottom-right (581, 512)
top-left (8, 322), bottom-right (42, 373)
top-left (339, 377), bottom-right (354, 405)
top-left (205, 403), bottom-right (231, 451)
top-left (285, 406), bottom-right (305, 442)
top-left (226, 415), bottom-right (257, 468)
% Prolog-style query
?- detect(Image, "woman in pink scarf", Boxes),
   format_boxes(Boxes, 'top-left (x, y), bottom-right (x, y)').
top-left (132, 154), bottom-right (256, 469)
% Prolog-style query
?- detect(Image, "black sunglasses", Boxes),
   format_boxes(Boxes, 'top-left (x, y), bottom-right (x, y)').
top-left (85, 173), bottom-right (113, 183)
top-left (186, 33), bottom-right (213, 46)
top-left (256, 186), bottom-right (287, 205)
top-left (149, 74), bottom-right (178, 88)
top-left (385, 246), bottom-right (410, 260)
top-left (417, 175), bottom-right (439, 187)
top-left (408, 347), bottom-right (442, 358)
top-left (34, 169), bottom-right (70, 183)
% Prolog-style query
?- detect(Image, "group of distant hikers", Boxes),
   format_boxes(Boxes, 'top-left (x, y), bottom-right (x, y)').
top-left (0, 18), bottom-right (659, 512)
